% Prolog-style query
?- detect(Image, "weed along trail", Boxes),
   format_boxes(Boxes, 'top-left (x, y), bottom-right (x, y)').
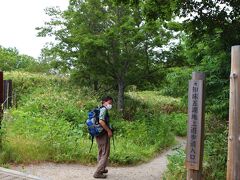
top-left (11, 137), bottom-right (186, 180)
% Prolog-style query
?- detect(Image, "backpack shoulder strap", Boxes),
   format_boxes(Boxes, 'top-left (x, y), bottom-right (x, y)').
top-left (100, 105), bottom-right (107, 109)
top-left (99, 106), bottom-right (108, 119)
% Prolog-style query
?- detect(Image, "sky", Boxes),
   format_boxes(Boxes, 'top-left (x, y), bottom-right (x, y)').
top-left (0, 0), bottom-right (69, 59)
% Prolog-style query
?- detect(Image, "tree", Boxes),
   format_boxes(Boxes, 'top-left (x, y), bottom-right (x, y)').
top-left (0, 46), bottom-right (19, 71)
top-left (0, 45), bottom-right (48, 72)
top-left (175, 0), bottom-right (240, 117)
top-left (122, 0), bottom-right (240, 117)
top-left (37, 0), bottom-right (172, 113)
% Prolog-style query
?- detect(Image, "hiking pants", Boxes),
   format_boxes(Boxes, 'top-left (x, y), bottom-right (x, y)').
top-left (94, 133), bottom-right (110, 174)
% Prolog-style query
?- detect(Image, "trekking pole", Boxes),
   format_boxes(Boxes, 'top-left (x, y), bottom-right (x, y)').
top-left (112, 135), bottom-right (115, 150)
top-left (89, 136), bottom-right (94, 153)
top-left (112, 128), bottom-right (115, 150)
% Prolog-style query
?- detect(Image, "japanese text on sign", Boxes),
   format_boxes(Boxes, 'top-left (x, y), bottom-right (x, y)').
top-left (186, 80), bottom-right (203, 170)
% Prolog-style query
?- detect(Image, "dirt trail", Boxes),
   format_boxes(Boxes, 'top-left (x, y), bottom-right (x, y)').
top-left (11, 137), bottom-right (186, 180)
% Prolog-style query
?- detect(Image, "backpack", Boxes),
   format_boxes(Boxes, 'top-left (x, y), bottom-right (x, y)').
top-left (86, 106), bottom-right (105, 152)
top-left (86, 107), bottom-right (104, 137)
top-left (86, 106), bottom-right (115, 152)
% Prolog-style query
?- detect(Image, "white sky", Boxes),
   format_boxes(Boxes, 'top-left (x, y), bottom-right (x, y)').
top-left (0, 0), bottom-right (69, 59)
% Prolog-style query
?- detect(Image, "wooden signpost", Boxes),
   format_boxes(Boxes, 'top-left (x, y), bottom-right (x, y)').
top-left (186, 72), bottom-right (205, 180)
top-left (227, 45), bottom-right (240, 180)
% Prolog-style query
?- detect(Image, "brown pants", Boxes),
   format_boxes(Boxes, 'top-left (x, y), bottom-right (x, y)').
top-left (94, 133), bottom-right (110, 174)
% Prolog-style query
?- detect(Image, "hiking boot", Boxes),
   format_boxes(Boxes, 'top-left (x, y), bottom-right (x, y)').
top-left (100, 169), bottom-right (108, 174)
top-left (93, 173), bottom-right (107, 179)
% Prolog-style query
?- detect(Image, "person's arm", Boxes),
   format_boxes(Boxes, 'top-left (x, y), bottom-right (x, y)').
top-left (99, 120), bottom-right (112, 137)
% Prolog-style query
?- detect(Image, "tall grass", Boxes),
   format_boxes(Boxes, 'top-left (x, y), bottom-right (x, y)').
top-left (0, 71), bottom-right (187, 166)
top-left (163, 114), bottom-right (228, 180)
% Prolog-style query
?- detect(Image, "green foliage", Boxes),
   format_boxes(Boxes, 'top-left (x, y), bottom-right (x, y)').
top-left (0, 0), bottom-right (233, 178)
top-left (182, 31), bottom-right (230, 118)
top-left (125, 91), bottom-right (187, 137)
top-left (0, 46), bottom-right (19, 71)
top-left (127, 91), bottom-right (185, 114)
top-left (163, 149), bottom-right (186, 180)
top-left (0, 71), bottom-right (185, 165)
top-left (159, 2), bottom-right (235, 178)
top-left (4, 71), bottom-right (68, 105)
top-left (0, 45), bottom-right (50, 72)
top-left (203, 115), bottom-right (228, 180)
top-left (161, 67), bottom-right (192, 98)
top-left (37, 0), bottom-right (175, 110)
top-left (166, 113), bottom-right (187, 137)
top-left (110, 116), bottom-right (175, 165)
top-left (163, 114), bottom-right (228, 180)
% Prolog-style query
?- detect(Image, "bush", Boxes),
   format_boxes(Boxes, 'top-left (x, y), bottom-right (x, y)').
top-left (163, 148), bottom-right (186, 180)
top-left (163, 114), bottom-right (228, 180)
top-left (127, 91), bottom-right (185, 114)
top-left (161, 67), bottom-right (192, 98)
top-left (203, 115), bottom-right (228, 180)
top-left (110, 116), bottom-right (175, 165)
top-left (0, 71), bottom-right (181, 165)
top-left (166, 113), bottom-right (187, 137)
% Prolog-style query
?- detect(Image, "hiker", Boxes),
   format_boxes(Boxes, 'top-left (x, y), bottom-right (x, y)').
top-left (93, 96), bottom-right (113, 179)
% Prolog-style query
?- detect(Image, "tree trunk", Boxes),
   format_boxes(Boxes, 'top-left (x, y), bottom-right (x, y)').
top-left (117, 77), bottom-right (125, 113)
top-left (93, 80), bottom-right (98, 91)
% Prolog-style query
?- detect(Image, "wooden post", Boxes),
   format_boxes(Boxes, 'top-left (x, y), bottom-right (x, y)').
top-left (3, 80), bottom-right (7, 109)
top-left (186, 72), bottom-right (206, 180)
top-left (3, 80), bottom-right (12, 109)
top-left (227, 45), bottom-right (240, 180)
top-left (0, 71), bottom-right (3, 150)
top-left (0, 72), bottom-right (3, 118)
top-left (8, 80), bottom-right (13, 108)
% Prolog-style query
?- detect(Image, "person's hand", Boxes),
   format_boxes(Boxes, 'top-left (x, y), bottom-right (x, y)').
top-left (107, 130), bottom-right (113, 138)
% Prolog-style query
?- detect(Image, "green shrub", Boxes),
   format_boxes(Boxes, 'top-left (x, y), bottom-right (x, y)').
top-left (203, 115), bottom-right (227, 180)
top-left (164, 114), bottom-right (228, 180)
top-left (127, 91), bottom-right (186, 114)
top-left (167, 113), bottom-right (187, 137)
top-left (1, 71), bottom-right (182, 165)
top-left (161, 67), bottom-right (192, 98)
top-left (163, 148), bottom-right (186, 180)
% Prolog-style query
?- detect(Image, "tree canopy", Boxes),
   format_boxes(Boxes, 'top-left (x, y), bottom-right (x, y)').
top-left (0, 46), bottom-right (49, 72)
top-left (37, 0), bottom-right (175, 112)
top-left (36, 0), bottom-right (240, 117)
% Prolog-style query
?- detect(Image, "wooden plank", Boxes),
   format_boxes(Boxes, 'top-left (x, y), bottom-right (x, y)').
top-left (186, 72), bottom-right (205, 180)
top-left (227, 45), bottom-right (240, 180)
top-left (3, 80), bottom-right (7, 109)
top-left (0, 71), bottom-right (3, 117)
top-left (186, 80), bottom-right (203, 170)
top-left (8, 80), bottom-right (12, 108)
top-left (0, 72), bottom-right (3, 149)
top-left (2, 80), bottom-right (13, 109)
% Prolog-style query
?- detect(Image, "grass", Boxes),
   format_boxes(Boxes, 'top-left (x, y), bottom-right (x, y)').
top-left (127, 91), bottom-right (186, 114)
top-left (163, 148), bottom-right (186, 180)
top-left (0, 71), bottom-right (187, 166)
top-left (162, 114), bottom-right (228, 180)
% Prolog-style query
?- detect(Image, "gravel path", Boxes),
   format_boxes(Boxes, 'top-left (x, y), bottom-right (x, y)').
top-left (11, 137), bottom-right (186, 180)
